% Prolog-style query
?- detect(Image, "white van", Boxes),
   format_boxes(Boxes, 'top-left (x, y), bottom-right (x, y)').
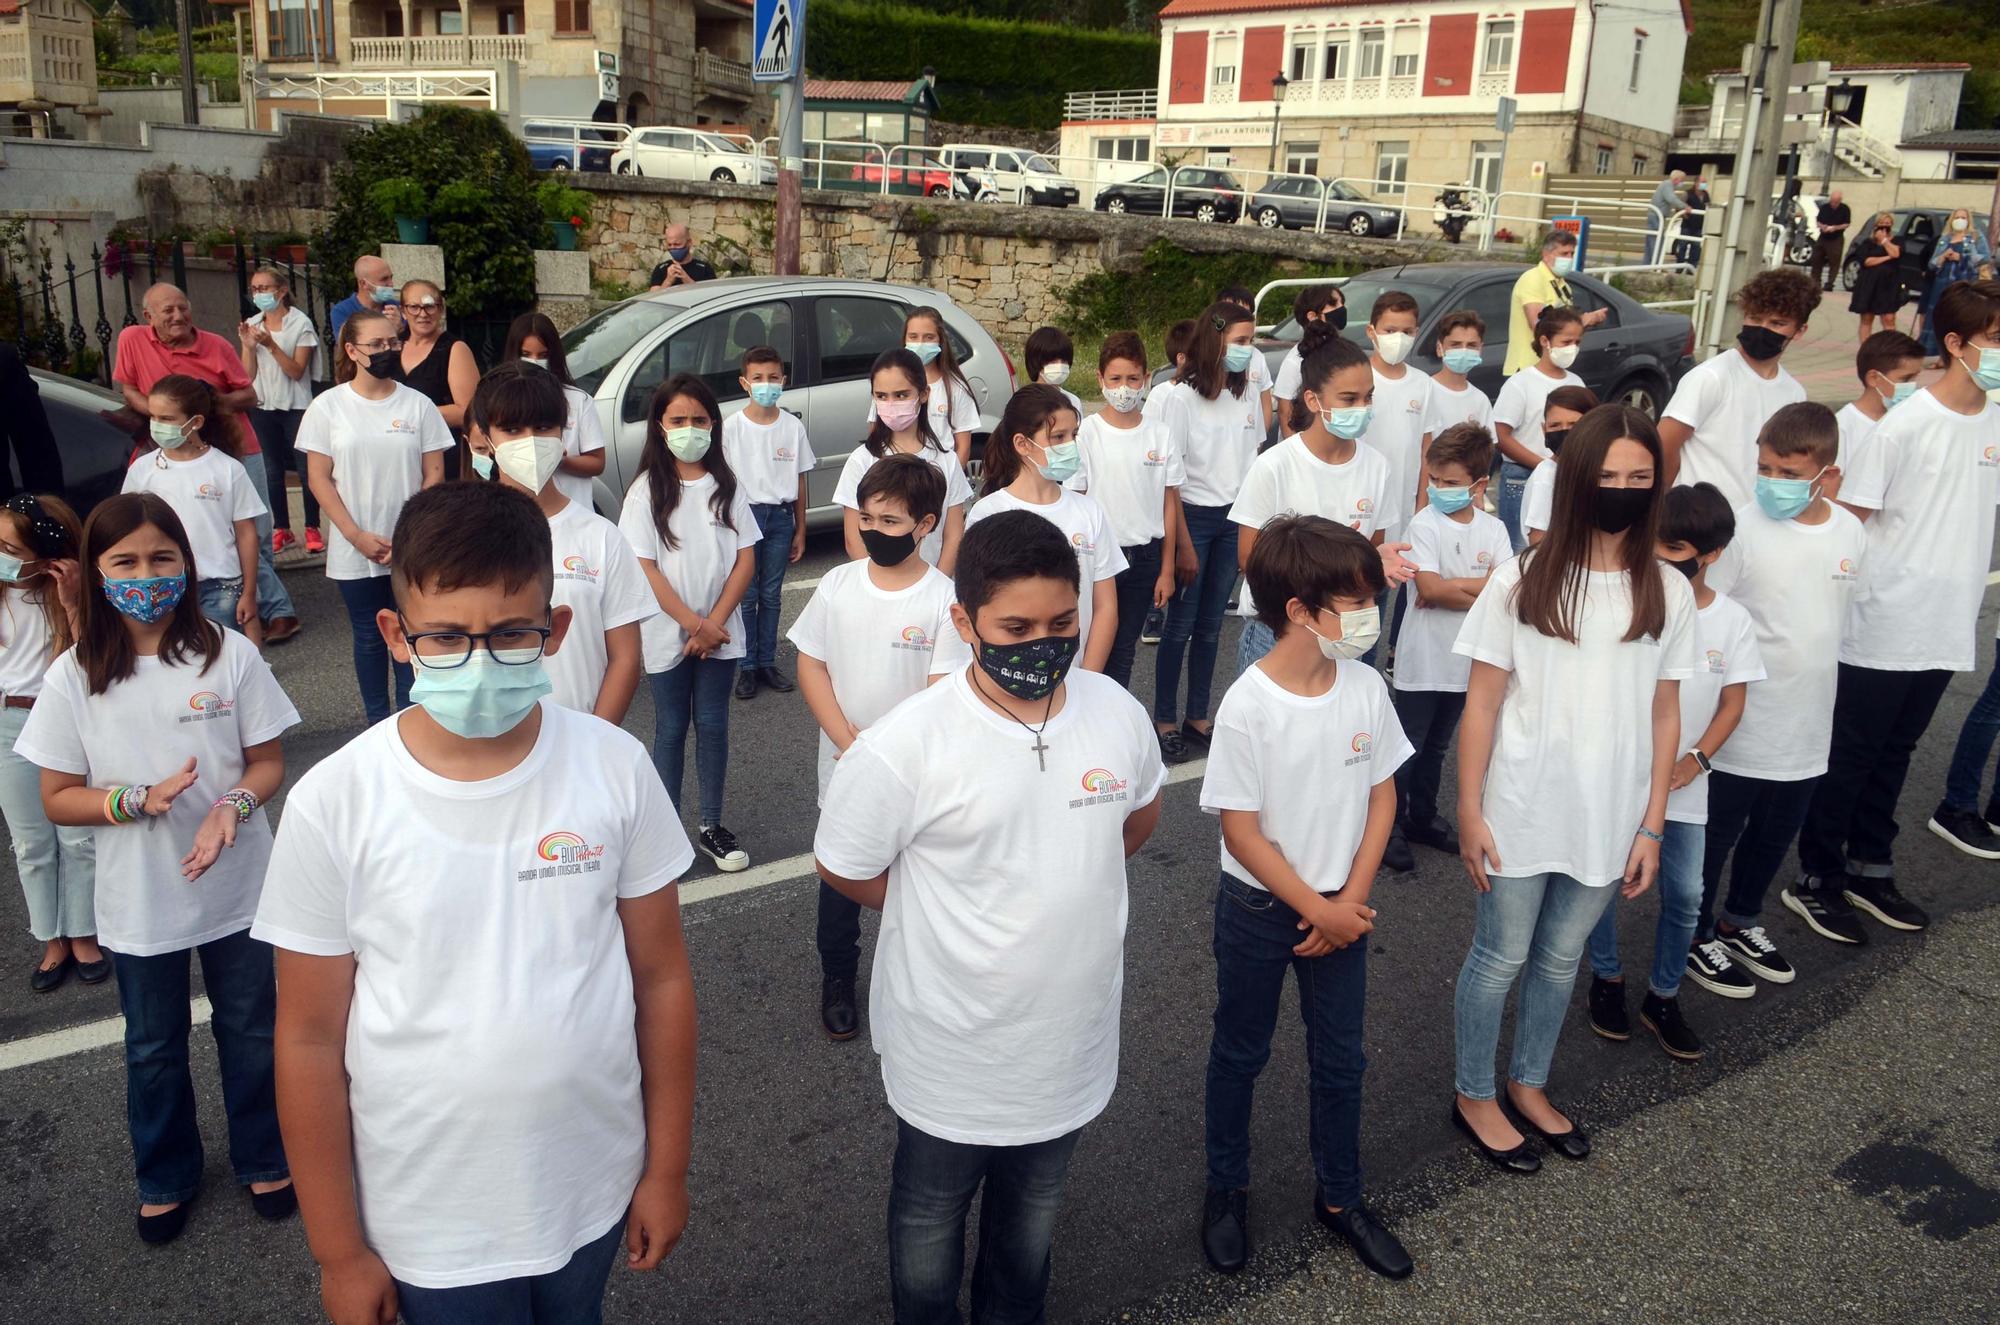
top-left (936, 144), bottom-right (1078, 208)
top-left (610, 127), bottom-right (776, 186)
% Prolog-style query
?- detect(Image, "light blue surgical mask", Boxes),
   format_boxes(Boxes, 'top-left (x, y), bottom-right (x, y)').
top-left (667, 425), bottom-right (712, 462)
top-left (251, 292), bottom-right (280, 312)
top-left (150, 419), bottom-right (194, 450)
top-left (1551, 256), bottom-right (1575, 277)
top-left (1224, 344), bottom-right (1257, 373)
top-left (1881, 380), bottom-right (1917, 410)
top-left (906, 340), bottom-right (942, 365)
top-left (1442, 349), bottom-right (1483, 375)
top-left (1035, 440), bottom-right (1081, 484)
top-left (409, 654), bottom-right (552, 740)
top-left (372, 285), bottom-right (399, 303)
top-left (1322, 405), bottom-right (1372, 440)
top-left (1754, 469), bottom-right (1824, 521)
top-left (0, 552), bottom-right (28, 584)
top-left (1957, 345), bottom-right (2000, 392)
top-left (748, 382), bottom-right (784, 408)
top-left (1427, 484), bottom-right (1474, 515)
top-left (470, 451), bottom-right (496, 480)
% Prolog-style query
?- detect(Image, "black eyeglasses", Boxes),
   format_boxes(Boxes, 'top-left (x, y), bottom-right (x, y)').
top-left (398, 617), bottom-right (552, 669)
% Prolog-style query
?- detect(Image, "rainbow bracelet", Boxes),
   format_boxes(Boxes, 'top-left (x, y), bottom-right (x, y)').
top-left (212, 788), bottom-right (258, 823)
top-left (105, 785), bottom-right (146, 824)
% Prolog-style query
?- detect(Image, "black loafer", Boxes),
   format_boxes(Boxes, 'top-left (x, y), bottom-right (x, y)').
top-left (31, 955), bottom-right (70, 993)
top-left (1314, 1196), bottom-right (1413, 1280)
top-left (1404, 815), bottom-right (1461, 856)
top-left (1381, 829), bottom-right (1415, 874)
top-left (1200, 1187), bottom-right (1249, 1274)
top-left (136, 1197), bottom-right (193, 1245)
top-left (733, 669), bottom-right (758, 701)
top-left (1179, 722), bottom-right (1213, 753)
top-left (1451, 1102), bottom-right (1540, 1174)
top-left (75, 956), bottom-right (111, 985)
top-left (1506, 1097), bottom-right (1590, 1161)
top-left (1158, 728), bottom-right (1188, 764)
top-left (249, 1182), bottom-right (297, 1221)
top-left (820, 978), bottom-right (858, 1041)
top-left (756, 665), bottom-right (795, 694)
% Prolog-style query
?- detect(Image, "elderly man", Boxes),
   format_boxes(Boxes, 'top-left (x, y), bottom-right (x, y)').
top-left (649, 224), bottom-right (717, 289)
top-left (113, 284), bottom-right (300, 641)
top-left (1811, 190), bottom-right (1851, 292)
top-left (1502, 231), bottom-right (1608, 376)
top-left (330, 255), bottom-right (401, 340)
top-left (1646, 169), bottom-right (1688, 265)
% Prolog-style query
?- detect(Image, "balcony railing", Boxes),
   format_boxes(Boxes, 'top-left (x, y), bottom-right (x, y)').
top-left (1063, 87), bottom-right (1158, 121)
top-left (347, 34), bottom-right (526, 67)
top-left (694, 48), bottom-right (752, 100)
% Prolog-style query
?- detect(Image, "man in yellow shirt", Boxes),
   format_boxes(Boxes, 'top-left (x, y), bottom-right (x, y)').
top-left (1502, 232), bottom-right (1607, 374)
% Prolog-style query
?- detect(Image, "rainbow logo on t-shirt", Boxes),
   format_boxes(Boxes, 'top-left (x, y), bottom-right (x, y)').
top-left (1839, 558), bottom-right (1856, 575)
top-left (1350, 732), bottom-right (1373, 754)
top-left (562, 555), bottom-right (589, 572)
top-left (1705, 648), bottom-right (1725, 673)
top-left (538, 831), bottom-right (603, 863)
top-left (1143, 449), bottom-right (1166, 465)
top-left (1355, 497), bottom-right (1375, 514)
top-left (188, 691), bottom-right (227, 713)
top-left (1985, 446), bottom-right (2000, 465)
top-left (1081, 767), bottom-right (1127, 794)
top-left (899, 625), bottom-right (931, 647)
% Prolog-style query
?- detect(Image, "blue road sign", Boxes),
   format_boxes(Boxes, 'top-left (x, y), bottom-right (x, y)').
top-left (753, 0), bottom-right (803, 83)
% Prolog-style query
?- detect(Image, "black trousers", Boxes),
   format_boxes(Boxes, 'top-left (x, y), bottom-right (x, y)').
top-left (1797, 663), bottom-right (1952, 879)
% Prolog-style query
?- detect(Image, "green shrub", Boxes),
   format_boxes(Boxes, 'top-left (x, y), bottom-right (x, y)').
top-left (533, 180), bottom-right (596, 226)
top-left (1056, 240), bottom-right (1361, 337)
top-left (366, 177), bottom-right (429, 221)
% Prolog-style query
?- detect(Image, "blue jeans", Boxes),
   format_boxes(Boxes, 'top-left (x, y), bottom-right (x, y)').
top-left (1235, 617), bottom-right (1274, 673)
top-left (1453, 871), bottom-right (1615, 1099)
top-left (238, 452), bottom-right (296, 622)
top-left (1105, 538), bottom-right (1161, 690)
top-left (111, 928), bottom-right (286, 1203)
top-left (1587, 820), bottom-right (1702, 998)
top-left (1204, 876), bottom-right (1368, 1206)
top-left (393, 1218), bottom-right (625, 1324)
top-left (1943, 654), bottom-right (2000, 812)
top-left (196, 576), bottom-right (248, 637)
top-left (888, 1116), bottom-right (1084, 1325)
top-left (1496, 461), bottom-right (1532, 553)
top-left (0, 707), bottom-right (95, 941)
top-left (739, 502), bottom-right (794, 670)
top-left (1701, 770), bottom-right (1817, 938)
top-left (336, 576), bottom-right (411, 725)
top-left (1155, 502), bottom-right (1238, 726)
top-left (650, 658), bottom-right (733, 826)
top-left (1392, 688), bottom-right (1467, 829)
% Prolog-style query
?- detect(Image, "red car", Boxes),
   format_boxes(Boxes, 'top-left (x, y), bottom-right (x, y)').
top-left (851, 156), bottom-right (954, 197)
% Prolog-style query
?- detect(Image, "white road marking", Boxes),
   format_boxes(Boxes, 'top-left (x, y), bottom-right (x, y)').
top-left (784, 574), bottom-right (823, 594)
top-left (1989, 568), bottom-right (2000, 586)
top-left (0, 997), bottom-right (212, 1073)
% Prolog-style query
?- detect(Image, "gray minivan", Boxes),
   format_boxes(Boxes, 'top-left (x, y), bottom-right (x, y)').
top-left (561, 278), bottom-right (1012, 526)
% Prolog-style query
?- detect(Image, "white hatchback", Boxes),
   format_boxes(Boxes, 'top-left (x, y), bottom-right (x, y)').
top-left (610, 127), bottom-right (776, 186)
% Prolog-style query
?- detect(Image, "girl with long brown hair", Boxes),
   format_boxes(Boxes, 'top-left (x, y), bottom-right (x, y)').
top-left (1449, 404), bottom-right (1694, 1173)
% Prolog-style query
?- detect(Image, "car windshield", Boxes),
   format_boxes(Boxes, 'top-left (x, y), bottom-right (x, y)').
top-left (564, 300), bottom-right (679, 394)
top-left (1024, 154), bottom-right (1057, 174)
top-left (698, 133), bottom-right (747, 154)
top-left (1327, 181), bottom-right (1364, 201)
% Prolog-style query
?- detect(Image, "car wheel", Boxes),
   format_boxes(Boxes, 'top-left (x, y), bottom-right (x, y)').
top-left (1347, 213), bottom-right (1374, 237)
top-left (1613, 374), bottom-right (1667, 420)
top-left (926, 183), bottom-right (950, 197)
top-left (710, 168), bottom-right (736, 184)
top-left (1255, 207), bottom-right (1282, 229)
top-left (1841, 262), bottom-right (1859, 292)
top-left (1787, 241), bottom-right (1815, 265)
top-left (1194, 201), bottom-right (1219, 224)
top-left (615, 160), bottom-right (634, 176)
top-left (1105, 196), bottom-right (1128, 215)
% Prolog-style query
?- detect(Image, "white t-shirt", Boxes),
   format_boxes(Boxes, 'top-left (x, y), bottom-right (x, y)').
top-left (813, 668), bottom-right (1166, 1146)
top-left (1364, 366), bottom-right (1433, 538)
top-left (295, 383), bottom-right (455, 580)
top-left (1663, 349), bottom-right (1806, 510)
top-left (1707, 501), bottom-right (1866, 780)
top-left (1837, 388), bottom-right (2000, 672)
top-left (545, 501), bottom-right (657, 714)
top-left (1491, 365), bottom-right (1586, 463)
top-left (1833, 402), bottom-right (1882, 476)
top-left (15, 630), bottom-right (298, 956)
top-left (0, 592), bottom-right (53, 699)
top-left (121, 447), bottom-right (266, 581)
top-left (1161, 381), bottom-right (1262, 508)
top-left (1522, 458), bottom-right (1557, 534)
top-left (786, 559), bottom-right (972, 802)
top-left (552, 383), bottom-right (608, 512)
top-left (1422, 379), bottom-right (1496, 446)
top-left (1201, 661), bottom-right (1412, 892)
top-left (245, 306), bottom-right (319, 412)
top-left (1453, 557), bottom-right (1696, 886)
top-left (1272, 345), bottom-right (1303, 402)
top-left (723, 408), bottom-right (817, 507)
top-left (831, 445), bottom-right (972, 569)
top-left (1394, 505), bottom-right (1514, 692)
top-left (1667, 592), bottom-right (1765, 823)
top-left (1073, 412), bottom-right (1184, 546)
top-left (1227, 435), bottom-right (1395, 617)
top-left (966, 488), bottom-right (1127, 647)
top-left (618, 471), bottom-right (760, 674)
top-left (250, 702), bottom-right (693, 1291)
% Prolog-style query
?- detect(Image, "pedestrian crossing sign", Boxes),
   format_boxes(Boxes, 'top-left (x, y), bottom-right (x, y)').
top-left (753, 0), bottom-right (803, 83)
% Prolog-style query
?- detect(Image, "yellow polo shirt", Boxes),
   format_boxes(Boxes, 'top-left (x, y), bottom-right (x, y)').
top-left (1503, 264), bottom-right (1575, 375)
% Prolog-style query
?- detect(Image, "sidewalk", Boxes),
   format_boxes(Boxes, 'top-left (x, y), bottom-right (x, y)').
top-left (1782, 292), bottom-right (1943, 406)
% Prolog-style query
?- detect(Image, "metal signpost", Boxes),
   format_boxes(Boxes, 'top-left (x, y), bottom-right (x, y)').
top-left (754, 0), bottom-right (807, 275)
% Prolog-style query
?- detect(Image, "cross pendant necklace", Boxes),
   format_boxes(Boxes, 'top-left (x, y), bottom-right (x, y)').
top-left (977, 672), bottom-right (1057, 771)
top-left (1026, 728), bottom-right (1049, 772)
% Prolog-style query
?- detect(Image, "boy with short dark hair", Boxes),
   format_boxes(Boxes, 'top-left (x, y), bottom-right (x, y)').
top-left (1800, 280), bottom-right (2000, 931)
top-left (725, 344), bottom-right (815, 701)
top-left (791, 454), bottom-right (969, 1040)
top-left (1198, 515), bottom-right (1412, 1282)
top-left (1421, 310), bottom-right (1494, 468)
top-left (1588, 481), bottom-right (1763, 1060)
top-left (256, 481), bottom-right (697, 1322)
top-left (814, 510), bottom-right (1164, 1324)
top-left (1364, 290), bottom-right (1432, 537)
top-left (1836, 329), bottom-right (1924, 476)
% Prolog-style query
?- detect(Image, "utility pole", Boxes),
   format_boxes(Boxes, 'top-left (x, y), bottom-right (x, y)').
top-left (775, 79), bottom-right (803, 275)
top-left (1696, 0), bottom-right (1802, 356)
top-left (175, 0), bottom-right (199, 125)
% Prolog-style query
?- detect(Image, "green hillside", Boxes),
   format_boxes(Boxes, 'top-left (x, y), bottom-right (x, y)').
top-left (1685, 0), bottom-right (1999, 128)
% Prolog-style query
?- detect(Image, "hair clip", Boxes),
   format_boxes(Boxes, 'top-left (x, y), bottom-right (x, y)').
top-left (4, 493), bottom-right (69, 558)
top-left (1210, 313), bottom-right (1228, 332)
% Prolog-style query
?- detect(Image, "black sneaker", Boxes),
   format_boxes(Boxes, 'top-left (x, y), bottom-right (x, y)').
top-left (733, 669), bottom-right (758, 701)
top-left (1588, 976), bottom-right (1629, 1040)
top-left (1927, 802), bottom-right (2000, 859)
top-left (1684, 939), bottom-right (1756, 999)
top-left (1639, 992), bottom-right (1703, 1061)
top-left (1201, 1187), bottom-right (1249, 1274)
top-left (1403, 814), bottom-right (1461, 856)
top-left (1140, 609), bottom-right (1164, 646)
top-left (697, 824), bottom-right (749, 873)
top-left (1716, 924), bottom-right (1795, 984)
top-left (1782, 876), bottom-right (1867, 945)
top-left (1158, 728), bottom-right (1188, 764)
top-left (1983, 799), bottom-right (2000, 836)
top-left (1843, 876), bottom-right (1929, 932)
top-left (1381, 828), bottom-right (1415, 875)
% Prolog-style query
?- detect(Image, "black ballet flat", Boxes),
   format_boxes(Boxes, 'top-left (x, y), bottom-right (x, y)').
top-left (1450, 1101), bottom-right (1540, 1174)
top-left (1505, 1098), bottom-right (1591, 1161)
top-left (136, 1195), bottom-right (194, 1245)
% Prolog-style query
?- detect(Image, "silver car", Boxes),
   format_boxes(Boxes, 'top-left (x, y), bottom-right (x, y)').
top-left (562, 278), bottom-right (1012, 526)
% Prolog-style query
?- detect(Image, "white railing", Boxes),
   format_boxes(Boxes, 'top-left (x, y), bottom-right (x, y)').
top-left (1063, 88), bottom-right (1158, 121)
top-left (1825, 119), bottom-right (1900, 175)
top-left (348, 35), bottom-right (525, 66)
top-left (249, 68), bottom-right (498, 109)
top-left (695, 48), bottom-right (752, 98)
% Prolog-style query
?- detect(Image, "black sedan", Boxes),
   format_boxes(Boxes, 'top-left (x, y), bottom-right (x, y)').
top-left (1261, 263), bottom-right (1694, 418)
top-left (1094, 165), bottom-right (1244, 224)
top-left (1837, 205), bottom-right (1993, 302)
top-left (1248, 178), bottom-right (1405, 237)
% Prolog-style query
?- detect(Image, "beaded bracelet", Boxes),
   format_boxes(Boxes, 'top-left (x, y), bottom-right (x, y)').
top-left (212, 788), bottom-right (258, 823)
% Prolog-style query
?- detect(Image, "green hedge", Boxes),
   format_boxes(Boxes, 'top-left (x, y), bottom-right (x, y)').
top-left (811, 1), bottom-right (1159, 131)
top-left (1057, 240), bottom-right (1361, 338)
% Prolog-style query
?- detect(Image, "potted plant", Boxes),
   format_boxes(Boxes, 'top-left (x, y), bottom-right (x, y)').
top-left (534, 179), bottom-right (595, 252)
top-left (368, 177), bottom-right (432, 243)
top-left (203, 228), bottom-right (243, 264)
top-left (267, 231), bottom-right (310, 264)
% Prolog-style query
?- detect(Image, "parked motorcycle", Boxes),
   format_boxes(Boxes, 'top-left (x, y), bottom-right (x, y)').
top-left (953, 168), bottom-right (1001, 204)
top-left (1434, 184), bottom-right (1481, 244)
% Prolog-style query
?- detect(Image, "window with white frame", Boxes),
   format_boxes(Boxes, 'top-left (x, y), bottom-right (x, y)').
top-left (1391, 53), bottom-right (1418, 77)
top-left (1469, 140), bottom-right (1502, 197)
top-left (1323, 37), bottom-right (1350, 81)
top-left (1284, 142), bottom-right (1320, 176)
top-left (1390, 25), bottom-right (1419, 78)
top-left (1212, 35), bottom-right (1238, 87)
top-left (1629, 33), bottom-right (1645, 92)
top-left (1094, 136), bottom-right (1150, 162)
top-left (1594, 143), bottom-right (1614, 175)
top-left (1631, 150), bottom-right (1649, 176)
top-left (1376, 139), bottom-right (1409, 194)
top-left (1483, 20), bottom-right (1515, 73)
top-left (1358, 29), bottom-right (1385, 79)
top-left (1290, 39), bottom-right (1315, 81)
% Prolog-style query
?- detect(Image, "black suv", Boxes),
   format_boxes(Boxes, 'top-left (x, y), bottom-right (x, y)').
top-left (1839, 206), bottom-right (1993, 302)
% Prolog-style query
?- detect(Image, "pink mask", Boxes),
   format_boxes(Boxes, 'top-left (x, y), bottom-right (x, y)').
top-left (878, 399), bottom-right (923, 432)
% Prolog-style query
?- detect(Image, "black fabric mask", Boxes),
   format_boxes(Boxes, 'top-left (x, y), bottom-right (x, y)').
top-left (1736, 324), bottom-right (1789, 362)
top-left (1542, 427), bottom-right (1570, 455)
top-left (1327, 306), bottom-right (1349, 332)
top-left (974, 632), bottom-right (1078, 701)
top-left (362, 348), bottom-right (405, 381)
top-left (1663, 553), bottom-right (1701, 581)
top-left (859, 527), bottom-right (917, 567)
top-left (1593, 486), bottom-right (1653, 535)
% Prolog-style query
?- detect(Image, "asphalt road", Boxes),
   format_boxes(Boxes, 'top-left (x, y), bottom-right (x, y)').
top-left (2, 533), bottom-right (1997, 1324)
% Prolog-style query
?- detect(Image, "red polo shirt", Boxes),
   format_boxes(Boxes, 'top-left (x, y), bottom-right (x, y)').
top-left (113, 325), bottom-right (261, 456)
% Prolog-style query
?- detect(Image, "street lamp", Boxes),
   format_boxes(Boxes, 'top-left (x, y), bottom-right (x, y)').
top-left (1267, 71), bottom-right (1290, 178)
top-left (1821, 77), bottom-right (1855, 193)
